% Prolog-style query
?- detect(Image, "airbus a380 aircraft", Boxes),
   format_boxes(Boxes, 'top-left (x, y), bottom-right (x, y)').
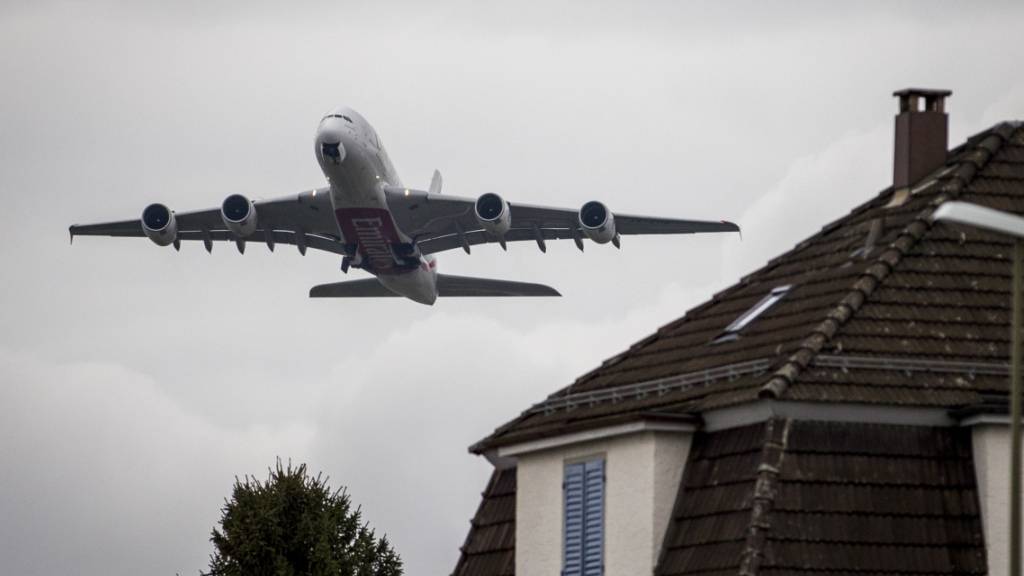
top-left (70, 107), bottom-right (738, 305)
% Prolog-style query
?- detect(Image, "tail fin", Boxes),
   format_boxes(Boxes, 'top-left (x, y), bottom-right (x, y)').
top-left (309, 274), bottom-right (560, 298)
top-left (428, 169), bottom-right (443, 195)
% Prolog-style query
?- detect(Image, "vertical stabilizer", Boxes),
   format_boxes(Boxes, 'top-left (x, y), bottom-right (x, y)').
top-left (429, 169), bottom-right (443, 195)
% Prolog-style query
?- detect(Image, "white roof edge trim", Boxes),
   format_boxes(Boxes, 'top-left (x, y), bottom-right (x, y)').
top-left (959, 413), bottom-right (1015, 427)
top-left (484, 400), bottom-right (971, 466)
top-left (482, 450), bottom-right (517, 470)
top-left (496, 420), bottom-right (696, 459)
top-left (702, 399), bottom-right (954, 432)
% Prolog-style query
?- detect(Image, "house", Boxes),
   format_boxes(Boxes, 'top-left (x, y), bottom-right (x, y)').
top-left (451, 89), bottom-right (1024, 576)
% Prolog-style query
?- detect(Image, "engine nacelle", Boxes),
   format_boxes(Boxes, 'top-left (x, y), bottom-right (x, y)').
top-left (578, 201), bottom-right (616, 244)
top-left (475, 193), bottom-right (511, 237)
top-left (141, 203), bottom-right (177, 246)
top-left (221, 194), bottom-right (258, 237)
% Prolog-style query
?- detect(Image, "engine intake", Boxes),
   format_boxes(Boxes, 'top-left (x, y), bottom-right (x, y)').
top-left (221, 194), bottom-right (258, 237)
top-left (578, 201), bottom-right (616, 244)
top-left (475, 193), bottom-right (511, 237)
top-left (141, 203), bottom-right (177, 246)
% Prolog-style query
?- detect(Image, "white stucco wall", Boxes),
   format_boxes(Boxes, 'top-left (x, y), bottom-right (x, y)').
top-left (972, 423), bottom-right (1024, 576)
top-left (514, 430), bottom-right (692, 576)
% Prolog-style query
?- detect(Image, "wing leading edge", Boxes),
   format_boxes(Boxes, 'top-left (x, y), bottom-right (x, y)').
top-left (385, 189), bottom-right (739, 256)
top-left (71, 186), bottom-right (738, 258)
top-left (69, 188), bottom-right (343, 255)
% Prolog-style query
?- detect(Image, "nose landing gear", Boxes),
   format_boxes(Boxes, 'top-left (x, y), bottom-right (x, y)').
top-left (320, 142), bottom-right (343, 164)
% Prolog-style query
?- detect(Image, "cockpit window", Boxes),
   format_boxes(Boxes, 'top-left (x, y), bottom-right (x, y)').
top-left (324, 114), bottom-right (353, 123)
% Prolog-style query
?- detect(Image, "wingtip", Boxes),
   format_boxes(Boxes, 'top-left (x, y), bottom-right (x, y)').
top-left (68, 225), bottom-right (76, 245)
top-left (537, 284), bottom-right (562, 297)
top-left (722, 220), bottom-right (742, 239)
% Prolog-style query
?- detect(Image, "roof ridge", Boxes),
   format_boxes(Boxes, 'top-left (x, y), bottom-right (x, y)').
top-left (758, 123), bottom-right (1017, 400)
top-left (738, 417), bottom-right (792, 576)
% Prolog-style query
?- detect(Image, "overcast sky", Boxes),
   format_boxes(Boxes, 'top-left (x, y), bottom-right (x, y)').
top-left (2, 1), bottom-right (1023, 574)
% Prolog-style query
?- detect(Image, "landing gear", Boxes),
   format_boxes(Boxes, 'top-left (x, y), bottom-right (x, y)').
top-left (340, 242), bottom-right (422, 273)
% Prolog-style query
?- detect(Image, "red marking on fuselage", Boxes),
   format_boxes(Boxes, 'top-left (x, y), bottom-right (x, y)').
top-left (334, 207), bottom-right (406, 275)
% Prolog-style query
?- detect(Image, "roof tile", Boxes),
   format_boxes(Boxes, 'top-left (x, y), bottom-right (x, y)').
top-left (655, 420), bottom-right (986, 576)
top-left (472, 123), bottom-right (1024, 453)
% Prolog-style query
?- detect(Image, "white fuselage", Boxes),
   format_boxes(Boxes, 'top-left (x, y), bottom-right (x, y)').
top-left (314, 107), bottom-right (438, 304)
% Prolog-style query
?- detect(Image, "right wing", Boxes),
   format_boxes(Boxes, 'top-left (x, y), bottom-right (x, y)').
top-left (69, 188), bottom-right (347, 255)
top-left (384, 189), bottom-right (738, 255)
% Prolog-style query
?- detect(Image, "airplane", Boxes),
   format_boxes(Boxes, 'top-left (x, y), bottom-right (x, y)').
top-left (69, 107), bottom-right (739, 305)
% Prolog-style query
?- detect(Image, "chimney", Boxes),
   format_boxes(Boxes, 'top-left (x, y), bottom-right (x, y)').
top-left (892, 88), bottom-right (952, 189)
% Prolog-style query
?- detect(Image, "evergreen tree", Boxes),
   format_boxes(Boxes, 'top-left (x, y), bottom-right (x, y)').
top-left (205, 460), bottom-right (402, 576)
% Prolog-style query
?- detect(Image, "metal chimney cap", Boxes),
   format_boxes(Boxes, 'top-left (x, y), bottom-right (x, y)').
top-left (893, 88), bottom-right (952, 98)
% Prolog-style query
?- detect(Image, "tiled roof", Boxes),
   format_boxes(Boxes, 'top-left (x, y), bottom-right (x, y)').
top-left (473, 122), bottom-right (1024, 453)
top-left (452, 420), bottom-right (986, 576)
top-left (451, 467), bottom-right (516, 576)
top-left (655, 419), bottom-right (987, 576)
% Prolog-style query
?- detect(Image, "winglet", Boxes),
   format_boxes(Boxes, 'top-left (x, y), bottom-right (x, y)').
top-left (429, 169), bottom-right (443, 195)
top-left (723, 220), bottom-right (742, 240)
top-left (69, 226), bottom-right (75, 245)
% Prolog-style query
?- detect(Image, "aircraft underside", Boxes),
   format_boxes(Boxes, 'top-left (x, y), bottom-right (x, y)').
top-left (69, 105), bottom-right (739, 304)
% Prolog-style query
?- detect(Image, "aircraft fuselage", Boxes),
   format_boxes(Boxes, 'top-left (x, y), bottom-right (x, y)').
top-left (314, 107), bottom-right (438, 304)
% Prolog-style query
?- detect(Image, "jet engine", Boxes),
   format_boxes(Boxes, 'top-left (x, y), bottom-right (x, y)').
top-left (578, 201), bottom-right (616, 244)
top-left (475, 193), bottom-right (511, 237)
top-left (141, 203), bottom-right (177, 246)
top-left (221, 194), bottom-right (258, 237)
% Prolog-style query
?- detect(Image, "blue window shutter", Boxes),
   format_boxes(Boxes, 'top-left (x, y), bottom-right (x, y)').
top-left (563, 462), bottom-right (585, 576)
top-left (582, 459), bottom-right (604, 576)
top-left (563, 459), bottom-right (604, 576)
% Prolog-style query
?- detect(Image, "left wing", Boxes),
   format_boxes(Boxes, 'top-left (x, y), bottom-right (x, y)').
top-left (384, 188), bottom-right (738, 255)
top-left (70, 188), bottom-right (347, 255)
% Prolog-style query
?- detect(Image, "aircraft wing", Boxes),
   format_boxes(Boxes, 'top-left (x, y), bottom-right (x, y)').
top-left (385, 189), bottom-right (739, 255)
top-left (69, 188), bottom-right (348, 255)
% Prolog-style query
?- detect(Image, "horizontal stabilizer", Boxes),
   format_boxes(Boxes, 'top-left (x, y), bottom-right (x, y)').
top-left (436, 274), bottom-right (560, 297)
top-left (309, 278), bottom-right (396, 298)
top-left (309, 274), bottom-right (561, 298)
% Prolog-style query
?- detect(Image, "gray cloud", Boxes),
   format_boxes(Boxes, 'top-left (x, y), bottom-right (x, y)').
top-left (2, 1), bottom-right (1023, 574)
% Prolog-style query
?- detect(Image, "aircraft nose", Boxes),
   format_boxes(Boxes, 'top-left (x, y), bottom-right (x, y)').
top-left (316, 119), bottom-right (347, 165)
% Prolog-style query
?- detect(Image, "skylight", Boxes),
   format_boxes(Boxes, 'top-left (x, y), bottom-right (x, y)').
top-left (713, 285), bottom-right (792, 343)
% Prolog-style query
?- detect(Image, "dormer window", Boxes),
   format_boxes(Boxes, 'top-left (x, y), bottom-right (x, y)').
top-left (498, 421), bottom-right (694, 575)
top-left (712, 285), bottom-right (792, 343)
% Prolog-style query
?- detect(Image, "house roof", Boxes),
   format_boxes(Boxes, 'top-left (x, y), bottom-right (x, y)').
top-left (656, 419), bottom-right (986, 576)
top-left (452, 419), bottom-right (986, 576)
top-left (452, 468), bottom-right (516, 576)
top-left (472, 121), bottom-right (1024, 453)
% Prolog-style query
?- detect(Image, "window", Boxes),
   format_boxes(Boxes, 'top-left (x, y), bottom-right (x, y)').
top-left (563, 458), bottom-right (604, 576)
top-left (712, 285), bottom-right (792, 343)
top-left (324, 113), bottom-right (353, 123)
